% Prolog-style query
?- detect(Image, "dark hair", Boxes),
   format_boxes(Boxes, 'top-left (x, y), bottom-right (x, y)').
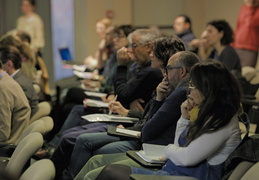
top-left (24, 0), bottom-right (36, 6)
top-left (114, 25), bottom-right (134, 37)
top-left (177, 14), bottom-right (192, 29)
top-left (207, 20), bottom-right (234, 45)
top-left (17, 30), bottom-right (31, 44)
top-left (0, 46), bottom-right (22, 69)
top-left (153, 35), bottom-right (185, 67)
top-left (0, 60), bottom-right (2, 69)
top-left (186, 60), bottom-right (241, 145)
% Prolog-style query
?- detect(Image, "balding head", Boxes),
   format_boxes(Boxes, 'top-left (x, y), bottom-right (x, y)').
top-left (167, 51), bottom-right (200, 89)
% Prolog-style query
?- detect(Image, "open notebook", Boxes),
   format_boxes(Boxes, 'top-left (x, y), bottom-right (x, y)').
top-left (81, 114), bottom-right (139, 123)
top-left (126, 143), bottom-right (166, 167)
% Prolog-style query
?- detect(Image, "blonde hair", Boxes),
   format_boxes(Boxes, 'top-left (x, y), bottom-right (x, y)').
top-left (96, 17), bottom-right (112, 28)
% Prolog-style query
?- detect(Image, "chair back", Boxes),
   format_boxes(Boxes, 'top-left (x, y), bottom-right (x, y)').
top-left (16, 116), bottom-right (53, 145)
top-left (30, 101), bottom-right (51, 123)
top-left (5, 132), bottom-right (43, 177)
top-left (19, 159), bottom-right (55, 180)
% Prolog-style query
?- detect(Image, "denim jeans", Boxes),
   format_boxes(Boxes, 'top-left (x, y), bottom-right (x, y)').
top-left (65, 132), bottom-right (141, 179)
top-left (48, 105), bottom-right (89, 148)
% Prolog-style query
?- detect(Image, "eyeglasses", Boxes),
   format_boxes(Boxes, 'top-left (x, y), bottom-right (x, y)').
top-left (165, 65), bottom-right (182, 75)
top-left (128, 43), bottom-right (145, 49)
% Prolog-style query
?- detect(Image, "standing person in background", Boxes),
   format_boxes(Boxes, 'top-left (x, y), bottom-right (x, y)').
top-left (173, 15), bottom-right (195, 49)
top-left (84, 17), bottom-right (113, 69)
top-left (232, 0), bottom-right (259, 67)
top-left (17, 0), bottom-right (45, 56)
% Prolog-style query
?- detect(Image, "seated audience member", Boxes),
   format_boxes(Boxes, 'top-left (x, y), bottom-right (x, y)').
top-left (173, 14), bottom-right (195, 49)
top-left (204, 20), bottom-right (241, 72)
top-left (50, 29), bottom-right (165, 179)
top-left (0, 34), bottom-right (37, 82)
top-left (0, 46), bottom-right (39, 118)
top-left (63, 50), bottom-right (199, 180)
top-left (84, 17), bottom-right (113, 69)
top-left (113, 29), bottom-right (163, 108)
top-left (188, 30), bottom-right (214, 61)
top-left (7, 29), bottom-right (51, 98)
top-left (37, 25), bottom-right (135, 150)
top-left (0, 61), bottom-right (31, 144)
top-left (96, 60), bottom-right (242, 180)
top-left (60, 25), bottom-right (133, 121)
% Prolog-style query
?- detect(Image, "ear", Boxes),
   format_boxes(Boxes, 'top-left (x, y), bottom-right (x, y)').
top-left (184, 23), bottom-right (190, 30)
top-left (146, 42), bottom-right (153, 54)
top-left (219, 31), bottom-right (224, 39)
top-left (180, 66), bottom-right (187, 78)
top-left (6, 60), bottom-right (13, 67)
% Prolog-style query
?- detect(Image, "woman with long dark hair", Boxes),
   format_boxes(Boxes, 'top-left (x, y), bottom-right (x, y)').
top-left (96, 61), bottom-right (242, 180)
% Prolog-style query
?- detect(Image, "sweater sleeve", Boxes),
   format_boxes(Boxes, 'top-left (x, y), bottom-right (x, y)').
top-left (114, 65), bottom-right (162, 108)
top-left (141, 88), bottom-right (186, 143)
top-left (0, 90), bottom-right (12, 142)
top-left (165, 120), bottom-right (236, 166)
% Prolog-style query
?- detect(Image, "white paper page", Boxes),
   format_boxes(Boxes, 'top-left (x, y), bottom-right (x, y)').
top-left (83, 99), bottom-right (108, 108)
top-left (84, 91), bottom-right (107, 98)
top-left (116, 128), bottom-right (140, 137)
top-left (142, 143), bottom-right (166, 157)
top-left (103, 115), bottom-right (139, 121)
top-left (136, 151), bottom-right (165, 164)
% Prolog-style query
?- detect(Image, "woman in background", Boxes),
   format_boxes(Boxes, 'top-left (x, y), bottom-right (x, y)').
top-left (17, 0), bottom-right (44, 56)
top-left (84, 17), bottom-right (113, 69)
top-left (204, 20), bottom-right (241, 72)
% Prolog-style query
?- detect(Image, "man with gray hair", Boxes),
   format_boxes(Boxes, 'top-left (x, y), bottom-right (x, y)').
top-left (114, 29), bottom-right (163, 109)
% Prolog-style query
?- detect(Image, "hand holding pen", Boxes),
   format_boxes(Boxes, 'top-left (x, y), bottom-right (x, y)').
top-left (108, 95), bottom-right (118, 115)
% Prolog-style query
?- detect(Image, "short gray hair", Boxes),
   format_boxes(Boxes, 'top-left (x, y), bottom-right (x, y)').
top-left (176, 51), bottom-right (200, 72)
top-left (131, 29), bottom-right (158, 44)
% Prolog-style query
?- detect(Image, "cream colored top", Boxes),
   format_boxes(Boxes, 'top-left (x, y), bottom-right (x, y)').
top-left (17, 13), bottom-right (45, 51)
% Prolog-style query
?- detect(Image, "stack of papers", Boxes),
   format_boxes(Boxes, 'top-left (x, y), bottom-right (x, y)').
top-left (81, 114), bottom-right (139, 123)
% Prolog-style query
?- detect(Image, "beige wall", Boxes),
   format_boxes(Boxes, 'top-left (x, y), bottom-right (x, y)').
top-left (75, 0), bottom-right (245, 62)
top-left (75, 0), bottom-right (132, 62)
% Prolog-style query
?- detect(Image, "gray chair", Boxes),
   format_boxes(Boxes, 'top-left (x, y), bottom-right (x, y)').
top-left (3, 132), bottom-right (43, 178)
top-left (227, 161), bottom-right (255, 180)
top-left (19, 159), bottom-right (55, 180)
top-left (30, 101), bottom-right (52, 123)
top-left (130, 174), bottom-right (198, 180)
top-left (241, 162), bottom-right (259, 179)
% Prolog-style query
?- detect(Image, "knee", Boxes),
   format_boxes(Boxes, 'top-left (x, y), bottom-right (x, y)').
top-left (88, 155), bottom-right (102, 165)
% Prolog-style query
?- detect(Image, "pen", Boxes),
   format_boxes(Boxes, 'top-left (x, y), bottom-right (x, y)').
top-left (108, 95), bottom-right (118, 115)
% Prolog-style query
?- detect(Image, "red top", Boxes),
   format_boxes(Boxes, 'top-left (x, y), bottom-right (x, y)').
top-left (232, 4), bottom-right (259, 52)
